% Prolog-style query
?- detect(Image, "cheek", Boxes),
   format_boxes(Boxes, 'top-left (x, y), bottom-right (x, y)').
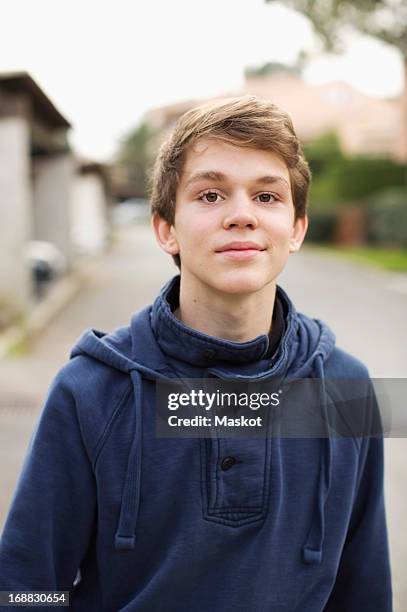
top-left (266, 214), bottom-right (295, 242)
top-left (175, 211), bottom-right (216, 246)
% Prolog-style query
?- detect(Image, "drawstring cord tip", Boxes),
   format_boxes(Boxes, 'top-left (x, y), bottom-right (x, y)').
top-left (115, 534), bottom-right (136, 551)
top-left (302, 546), bottom-right (322, 565)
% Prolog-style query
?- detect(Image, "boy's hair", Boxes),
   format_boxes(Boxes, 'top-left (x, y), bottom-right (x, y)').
top-left (150, 95), bottom-right (311, 269)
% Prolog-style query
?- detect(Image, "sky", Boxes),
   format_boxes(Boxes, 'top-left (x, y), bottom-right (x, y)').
top-left (1, 0), bottom-right (404, 161)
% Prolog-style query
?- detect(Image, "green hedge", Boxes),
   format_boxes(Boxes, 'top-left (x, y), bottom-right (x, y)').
top-left (366, 187), bottom-right (407, 248)
top-left (305, 132), bottom-right (406, 212)
top-left (307, 187), bottom-right (407, 246)
top-left (306, 210), bottom-right (338, 243)
top-left (329, 159), bottom-right (406, 202)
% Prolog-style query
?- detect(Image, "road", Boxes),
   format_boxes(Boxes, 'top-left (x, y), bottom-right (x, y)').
top-left (1, 223), bottom-right (406, 610)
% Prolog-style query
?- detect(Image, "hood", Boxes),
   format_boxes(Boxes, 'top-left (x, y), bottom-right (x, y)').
top-left (70, 275), bottom-right (336, 565)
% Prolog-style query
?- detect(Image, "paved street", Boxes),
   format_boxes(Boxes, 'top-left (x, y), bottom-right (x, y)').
top-left (1, 223), bottom-right (406, 610)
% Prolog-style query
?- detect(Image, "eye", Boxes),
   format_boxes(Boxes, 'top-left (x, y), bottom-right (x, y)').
top-left (197, 190), bottom-right (224, 204)
top-left (255, 192), bottom-right (280, 203)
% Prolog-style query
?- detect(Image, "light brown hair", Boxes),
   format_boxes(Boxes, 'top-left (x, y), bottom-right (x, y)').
top-left (150, 95), bottom-right (311, 269)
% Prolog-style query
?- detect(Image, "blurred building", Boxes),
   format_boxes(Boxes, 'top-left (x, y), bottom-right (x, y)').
top-left (109, 164), bottom-right (147, 201)
top-left (144, 72), bottom-right (404, 161)
top-left (71, 159), bottom-right (112, 256)
top-left (244, 73), bottom-right (402, 160)
top-left (0, 72), bottom-right (73, 325)
top-left (146, 98), bottom-right (204, 134)
top-left (0, 72), bottom-right (111, 329)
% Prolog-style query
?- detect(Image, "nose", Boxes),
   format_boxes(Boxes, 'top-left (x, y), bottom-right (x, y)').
top-left (222, 194), bottom-right (258, 230)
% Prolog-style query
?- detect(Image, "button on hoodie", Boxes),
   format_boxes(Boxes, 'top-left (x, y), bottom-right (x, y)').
top-left (221, 456), bottom-right (237, 471)
top-left (202, 348), bottom-right (216, 361)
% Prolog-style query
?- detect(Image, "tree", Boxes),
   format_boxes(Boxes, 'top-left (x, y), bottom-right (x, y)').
top-left (245, 56), bottom-right (306, 78)
top-left (116, 122), bottom-right (157, 197)
top-left (265, 0), bottom-right (407, 160)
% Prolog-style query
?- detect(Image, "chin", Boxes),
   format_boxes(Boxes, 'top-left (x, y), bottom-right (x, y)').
top-left (211, 270), bottom-right (274, 296)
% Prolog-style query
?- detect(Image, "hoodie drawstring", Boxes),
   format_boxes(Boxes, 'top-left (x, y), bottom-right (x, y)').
top-left (114, 369), bottom-right (144, 551)
top-left (301, 354), bottom-right (333, 565)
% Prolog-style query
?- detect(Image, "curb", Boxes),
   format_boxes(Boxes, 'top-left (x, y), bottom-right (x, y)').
top-left (0, 258), bottom-right (99, 360)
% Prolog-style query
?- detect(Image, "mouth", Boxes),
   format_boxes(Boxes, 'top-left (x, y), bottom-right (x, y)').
top-left (215, 242), bottom-right (266, 261)
top-left (215, 242), bottom-right (266, 253)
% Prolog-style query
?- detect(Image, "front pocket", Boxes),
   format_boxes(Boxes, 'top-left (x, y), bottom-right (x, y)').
top-left (199, 435), bottom-right (272, 526)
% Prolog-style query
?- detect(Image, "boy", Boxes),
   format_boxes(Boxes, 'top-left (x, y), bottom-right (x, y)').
top-left (0, 96), bottom-right (392, 611)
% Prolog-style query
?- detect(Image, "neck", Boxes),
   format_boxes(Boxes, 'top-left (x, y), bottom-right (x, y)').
top-left (173, 276), bottom-right (277, 343)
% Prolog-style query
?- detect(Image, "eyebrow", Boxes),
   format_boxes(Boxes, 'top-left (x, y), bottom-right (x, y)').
top-left (183, 170), bottom-right (290, 190)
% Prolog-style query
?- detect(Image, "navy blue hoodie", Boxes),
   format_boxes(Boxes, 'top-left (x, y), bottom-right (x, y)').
top-left (0, 276), bottom-right (392, 611)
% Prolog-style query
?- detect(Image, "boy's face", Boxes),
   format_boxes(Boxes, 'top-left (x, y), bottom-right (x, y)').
top-left (153, 137), bottom-right (308, 297)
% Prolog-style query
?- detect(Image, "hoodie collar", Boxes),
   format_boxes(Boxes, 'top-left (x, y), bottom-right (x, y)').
top-left (150, 275), bottom-right (290, 369)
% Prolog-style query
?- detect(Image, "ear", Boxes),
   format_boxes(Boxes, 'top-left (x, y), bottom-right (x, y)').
top-left (151, 212), bottom-right (180, 256)
top-left (289, 215), bottom-right (308, 253)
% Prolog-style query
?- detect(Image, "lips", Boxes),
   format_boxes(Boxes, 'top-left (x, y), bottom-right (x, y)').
top-left (216, 241), bottom-right (265, 252)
